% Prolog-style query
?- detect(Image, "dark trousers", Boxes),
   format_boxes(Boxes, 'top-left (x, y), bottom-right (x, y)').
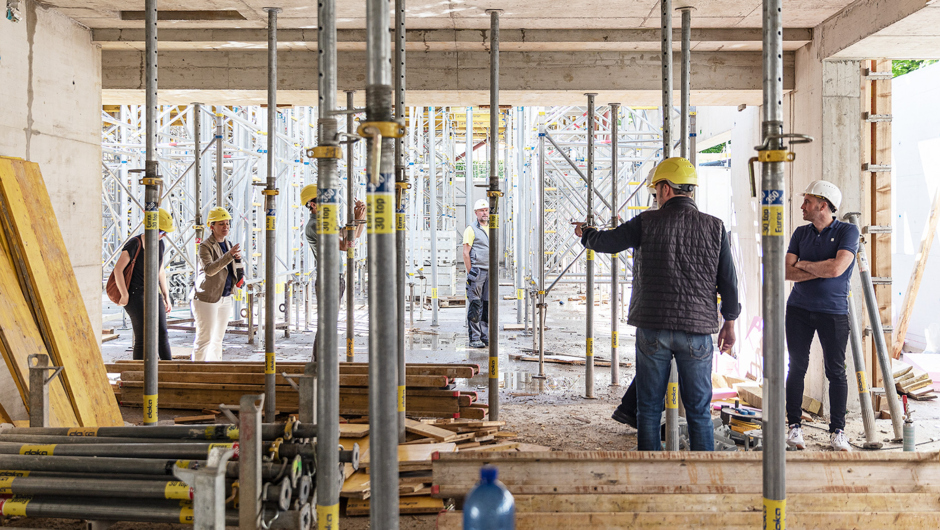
top-left (618, 376), bottom-right (638, 416)
top-left (124, 291), bottom-right (173, 361)
top-left (785, 305), bottom-right (849, 432)
top-left (313, 275), bottom-right (347, 362)
top-left (466, 267), bottom-right (489, 343)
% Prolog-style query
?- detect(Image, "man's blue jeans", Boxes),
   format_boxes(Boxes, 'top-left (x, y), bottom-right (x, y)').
top-left (635, 327), bottom-right (715, 451)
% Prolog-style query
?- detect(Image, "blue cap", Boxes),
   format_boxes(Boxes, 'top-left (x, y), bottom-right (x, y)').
top-left (480, 465), bottom-right (498, 482)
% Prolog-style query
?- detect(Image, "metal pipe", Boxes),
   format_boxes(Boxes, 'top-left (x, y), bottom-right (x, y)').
top-left (847, 289), bottom-right (881, 448)
top-left (316, 0), bottom-right (342, 525)
top-left (762, 0), bottom-right (787, 522)
top-left (465, 106), bottom-right (474, 227)
top-left (193, 103), bottom-right (204, 246)
top-left (0, 423), bottom-right (295, 441)
top-left (0, 442), bottom-right (242, 459)
top-left (535, 113), bottom-right (546, 379)
top-left (394, 0), bottom-right (408, 445)
top-left (142, 0), bottom-right (160, 427)
top-left (679, 6), bottom-right (692, 160)
top-left (238, 394), bottom-right (264, 529)
top-left (661, 0), bottom-right (673, 159)
top-left (515, 107), bottom-right (525, 325)
top-left (0, 475), bottom-right (201, 500)
top-left (486, 9), bottom-right (502, 420)
top-left (430, 106), bottom-right (440, 327)
top-left (609, 103), bottom-right (621, 387)
top-left (216, 110), bottom-right (224, 206)
top-left (843, 212), bottom-right (905, 440)
top-left (366, 0), bottom-right (400, 525)
top-left (661, 0), bottom-right (679, 452)
top-left (584, 93), bottom-right (597, 400)
top-left (174, 446), bottom-right (235, 530)
top-left (263, 7), bottom-right (281, 423)
top-left (0, 496), bottom-right (238, 526)
top-left (346, 90), bottom-right (357, 364)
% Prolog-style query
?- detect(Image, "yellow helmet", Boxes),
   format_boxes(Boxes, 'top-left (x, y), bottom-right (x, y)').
top-left (648, 157), bottom-right (698, 190)
top-left (300, 184), bottom-right (317, 206)
top-left (158, 208), bottom-right (175, 233)
top-left (207, 207), bottom-right (232, 224)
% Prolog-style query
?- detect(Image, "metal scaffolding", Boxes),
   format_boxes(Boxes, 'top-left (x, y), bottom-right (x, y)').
top-left (102, 103), bottom-right (368, 339)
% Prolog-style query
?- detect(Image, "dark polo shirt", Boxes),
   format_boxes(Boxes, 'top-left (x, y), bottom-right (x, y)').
top-left (786, 218), bottom-right (859, 314)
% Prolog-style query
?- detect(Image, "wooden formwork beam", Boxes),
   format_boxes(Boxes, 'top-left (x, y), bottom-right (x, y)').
top-left (436, 511), bottom-right (940, 530)
top-left (431, 451), bottom-right (940, 497)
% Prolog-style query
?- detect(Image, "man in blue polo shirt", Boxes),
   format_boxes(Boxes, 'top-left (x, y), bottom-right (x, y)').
top-left (784, 180), bottom-right (859, 452)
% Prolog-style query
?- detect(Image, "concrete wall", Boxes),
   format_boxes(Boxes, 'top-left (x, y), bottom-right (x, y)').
top-left (0, 1), bottom-right (103, 339)
top-left (789, 41), bottom-right (864, 414)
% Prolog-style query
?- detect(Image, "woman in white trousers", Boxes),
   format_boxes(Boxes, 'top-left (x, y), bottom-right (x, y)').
top-left (191, 207), bottom-right (244, 361)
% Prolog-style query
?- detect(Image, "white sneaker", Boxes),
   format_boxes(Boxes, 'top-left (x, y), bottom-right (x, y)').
top-left (830, 430), bottom-right (852, 452)
top-left (786, 425), bottom-right (805, 450)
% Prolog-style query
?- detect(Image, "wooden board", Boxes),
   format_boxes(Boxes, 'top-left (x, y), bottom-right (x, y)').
top-left (431, 451), bottom-right (940, 498)
top-left (0, 228), bottom-right (78, 427)
top-left (107, 361), bottom-right (478, 379)
top-left (436, 511), bottom-right (940, 530)
top-left (361, 442), bottom-right (457, 472)
top-left (510, 492), bottom-right (940, 513)
top-left (341, 470), bottom-right (371, 499)
top-left (340, 423), bottom-right (370, 438)
top-left (346, 495), bottom-right (444, 516)
top-left (0, 158), bottom-right (121, 426)
top-left (173, 414), bottom-right (216, 424)
top-left (509, 353), bottom-right (631, 368)
top-left (405, 418), bottom-right (461, 442)
top-left (118, 370), bottom-right (450, 388)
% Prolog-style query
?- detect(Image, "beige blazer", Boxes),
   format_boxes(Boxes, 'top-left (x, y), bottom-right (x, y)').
top-left (193, 234), bottom-right (238, 303)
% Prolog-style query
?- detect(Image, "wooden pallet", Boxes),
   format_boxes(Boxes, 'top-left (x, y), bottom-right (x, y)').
top-left (438, 297), bottom-right (466, 308)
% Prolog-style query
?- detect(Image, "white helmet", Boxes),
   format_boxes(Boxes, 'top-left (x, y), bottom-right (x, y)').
top-left (473, 199), bottom-right (489, 211)
top-left (803, 180), bottom-right (842, 212)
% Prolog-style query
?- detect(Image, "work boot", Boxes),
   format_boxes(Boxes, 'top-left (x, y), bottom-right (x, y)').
top-left (611, 407), bottom-right (637, 429)
top-left (786, 424), bottom-right (805, 450)
top-left (469, 340), bottom-right (486, 348)
top-left (830, 429), bottom-right (852, 452)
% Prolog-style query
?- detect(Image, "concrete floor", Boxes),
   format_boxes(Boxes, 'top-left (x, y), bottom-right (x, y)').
top-left (28, 271), bottom-right (934, 529)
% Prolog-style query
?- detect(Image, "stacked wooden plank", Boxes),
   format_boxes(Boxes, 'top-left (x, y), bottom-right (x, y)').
top-left (108, 361), bottom-right (486, 417)
top-left (340, 417), bottom-right (546, 517)
top-left (0, 157), bottom-right (122, 427)
top-left (893, 359), bottom-right (936, 401)
top-left (432, 451), bottom-right (940, 529)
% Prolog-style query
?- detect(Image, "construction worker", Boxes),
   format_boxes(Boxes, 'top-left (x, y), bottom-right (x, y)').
top-left (190, 207), bottom-right (244, 362)
top-left (463, 199), bottom-right (490, 349)
top-left (113, 208), bottom-right (176, 361)
top-left (301, 184), bottom-right (366, 358)
top-left (574, 158), bottom-right (739, 451)
top-left (784, 180), bottom-right (858, 452)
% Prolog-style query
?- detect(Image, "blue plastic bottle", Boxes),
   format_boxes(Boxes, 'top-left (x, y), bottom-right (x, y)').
top-left (463, 465), bottom-right (515, 530)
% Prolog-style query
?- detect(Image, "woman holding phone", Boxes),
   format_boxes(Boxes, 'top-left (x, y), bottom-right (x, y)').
top-left (191, 207), bottom-right (244, 361)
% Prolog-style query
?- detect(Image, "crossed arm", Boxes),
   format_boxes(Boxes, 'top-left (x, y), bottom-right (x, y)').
top-left (785, 250), bottom-right (855, 282)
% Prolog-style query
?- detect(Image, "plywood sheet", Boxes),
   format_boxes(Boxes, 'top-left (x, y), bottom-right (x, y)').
top-left (0, 158), bottom-right (121, 426)
top-left (0, 228), bottom-right (78, 427)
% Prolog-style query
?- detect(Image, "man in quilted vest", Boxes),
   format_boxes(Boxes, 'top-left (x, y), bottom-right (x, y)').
top-left (574, 157), bottom-right (740, 451)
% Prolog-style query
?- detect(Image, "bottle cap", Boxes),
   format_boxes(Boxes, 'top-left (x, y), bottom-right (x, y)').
top-left (480, 465), bottom-right (497, 482)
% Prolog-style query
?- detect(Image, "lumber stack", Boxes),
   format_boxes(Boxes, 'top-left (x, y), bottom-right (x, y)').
top-left (107, 361), bottom-right (487, 418)
top-left (0, 157), bottom-right (122, 427)
top-left (432, 451), bottom-right (940, 529)
top-left (892, 359), bottom-right (936, 401)
top-left (340, 418), bottom-right (547, 517)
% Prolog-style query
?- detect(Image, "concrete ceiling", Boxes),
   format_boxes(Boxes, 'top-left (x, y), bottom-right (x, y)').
top-left (40, 0), bottom-right (939, 106)
top-left (48, 1), bottom-right (855, 30)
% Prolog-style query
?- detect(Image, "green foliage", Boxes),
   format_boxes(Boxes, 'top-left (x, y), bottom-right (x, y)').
top-left (893, 60), bottom-right (938, 78)
top-left (700, 142), bottom-right (726, 154)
